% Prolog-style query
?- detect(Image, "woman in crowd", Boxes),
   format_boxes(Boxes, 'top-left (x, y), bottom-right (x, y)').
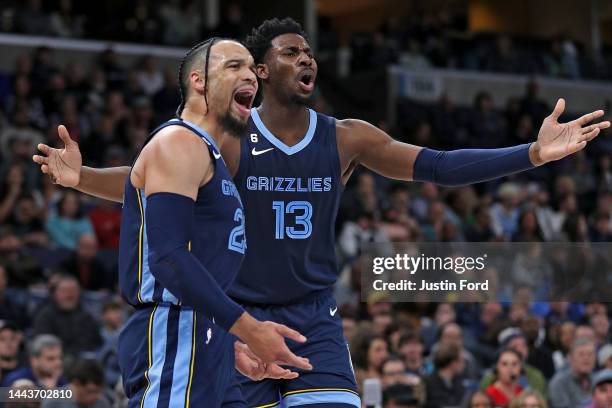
top-left (485, 348), bottom-right (524, 407)
top-left (509, 389), bottom-right (548, 408)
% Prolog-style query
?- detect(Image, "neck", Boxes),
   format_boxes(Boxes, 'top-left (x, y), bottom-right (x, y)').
top-left (257, 93), bottom-right (310, 139)
top-left (180, 105), bottom-right (228, 149)
top-left (437, 366), bottom-right (454, 381)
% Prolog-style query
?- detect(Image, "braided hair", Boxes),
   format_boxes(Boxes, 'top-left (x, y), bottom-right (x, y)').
top-left (176, 37), bottom-right (225, 117)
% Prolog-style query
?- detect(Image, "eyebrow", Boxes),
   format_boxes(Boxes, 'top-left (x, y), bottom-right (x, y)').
top-left (223, 59), bottom-right (246, 66)
top-left (284, 46), bottom-right (311, 53)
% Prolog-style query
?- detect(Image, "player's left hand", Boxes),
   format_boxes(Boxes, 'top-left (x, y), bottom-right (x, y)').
top-left (234, 341), bottom-right (299, 381)
top-left (532, 98), bottom-right (610, 165)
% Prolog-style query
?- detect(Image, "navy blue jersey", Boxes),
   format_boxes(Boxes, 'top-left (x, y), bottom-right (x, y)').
top-left (119, 119), bottom-right (246, 307)
top-left (229, 108), bottom-right (343, 305)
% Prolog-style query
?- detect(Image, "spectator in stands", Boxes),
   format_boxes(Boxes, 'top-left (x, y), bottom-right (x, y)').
top-left (382, 357), bottom-right (424, 404)
top-left (466, 91), bottom-right (505, 148)
top-left (484, 348), bottom-right (524, 407)
top-left (5, 194), bottom-right (48, 246)
top-left (512, 209), bottom-right (544, 242)
top-left (432, 322), bottom-right (481, 381)
top-left (59, 234), bottom-right (108, 291)
top-left (462, 390), bottom-right (493, 408)
top-left (465, 204), bottom-right (498, 242)
top-left (136, 55), bottom-right (163, 97)
top-left (42, 359), bottom-right (110, 408)
top-left (490, 183), bottom-right (521, 240)
top-left (383, 383), bottom-right (421, 408)
top-left (49, 0), bottom-right (84, 38)
top-left (521, 316), bottom-right (555, 380)
top-left (31, 275), bottom-right (102, 358)
top-left (549, 337), bottom-right (597, 408)
top-left (398, 332), bottom-right (426, 376)
top-left (1, 334), bottom-right (67, 388)
top-left (0, 108), bottom-right (45, 165)
top-left (424, 342), bottom-right (466, 408)
top-left (159, 0), bottom-right (201, 46)
top-left (98, 298), bottom-right (123, 388)
top-left (0, 321), bottom-right (24, 383)
top-left (509, 390), bottom-right (548, 408)
top-left (590, 313), bottom-right (610, 347)
top-left (46, 191), bottom-right (95, 250)
top-left (588, 369), bottom-right (612, 408)
top-left (598, 345), bottom-right (612, 370)
top-left (353, 334), bottom-right (389, 391)
top-left (481, 329), bottom-right (546, 395)
top-left (520, 81), bottom-right (550, 127)
top-left (0, 266), bottom-right (29, 329)
top-left (421, 303), bottom-right (456, 351)
top-left (88, 199), bottom-right (121, 250)
top-left (152, 68), bottom-right (180, 123)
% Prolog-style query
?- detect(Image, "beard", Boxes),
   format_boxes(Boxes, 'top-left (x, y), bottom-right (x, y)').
top-left (219, 110), bottom-right (248, 139)
top-left (289, 92), bottom-right (311, 106)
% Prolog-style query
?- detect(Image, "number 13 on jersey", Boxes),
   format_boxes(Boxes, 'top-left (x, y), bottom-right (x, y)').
top-left (272, 201), bottom-right (313, 239)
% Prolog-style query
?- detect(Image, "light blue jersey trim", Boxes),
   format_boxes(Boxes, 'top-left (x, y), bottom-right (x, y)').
top-left (282, 390), bottom-right (361, 407)
top-left (142, 306), bottom-right (169, 407)
top-left (167, 309), bottom-right (194, 407)
top-left (250, 108), bottom-right (317, 155)
top-left (139, 191), bottom-right (155, 302)
top-left (168, 118), bottom-right (220, 152)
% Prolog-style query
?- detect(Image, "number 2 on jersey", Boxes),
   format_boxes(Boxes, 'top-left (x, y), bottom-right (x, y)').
top-left (228, 208), bottom-right (246, 253)
top-left (272, 201), bottom-right (313, 239)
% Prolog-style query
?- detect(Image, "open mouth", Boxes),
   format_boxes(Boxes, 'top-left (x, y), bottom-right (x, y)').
top-left (298, 71), bottom-right (315, 92)
top-left (232, 88), bottom-right (255, 116)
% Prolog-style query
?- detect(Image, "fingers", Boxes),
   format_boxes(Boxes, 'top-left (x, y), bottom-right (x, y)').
top-left (274, 347), bottom-right (312, 371)
top-left (549, 98), bottom-right (565, 121)
top-left (57, 125), bottom-right (73, 146)
top-left (37, 143), bottom-right (51, 155)
top-left (580, 127), bottom-right (601, 142)
top-left (265, 365), bottom-right (299, 380)
top-left (274, 323), bottom-right (307, 344)
top-left (576, 110), bottom-right (605, 126)
top-left (32, 155), bottom-right (49, 165)
top-left (567, 140), bottom-right (588, 155)
top-left (41, 164), bottom-right (49, 174)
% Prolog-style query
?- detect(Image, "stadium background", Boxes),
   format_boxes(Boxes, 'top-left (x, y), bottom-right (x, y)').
top-left (0, 0), bottom-right (611, 407)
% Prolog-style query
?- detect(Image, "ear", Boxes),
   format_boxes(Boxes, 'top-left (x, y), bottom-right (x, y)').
top-left (256, 63), bottom-right (268, 80)
top-left (190, 70), bottom-right (205, 93)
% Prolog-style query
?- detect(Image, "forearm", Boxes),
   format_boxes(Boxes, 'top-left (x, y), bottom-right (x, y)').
top-left (146, 192), bottom-right (245, 330)
top-left (77, 166), bottom-right (131, 203)
top-left (413, 144), bottom-right (535, 187)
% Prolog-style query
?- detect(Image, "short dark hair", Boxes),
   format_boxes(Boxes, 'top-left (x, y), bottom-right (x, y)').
top-left (398, 331), bottom-right (422, 349)
top-left (244, 17), bottom-right (307, 65)
top-left (433, 342), bottom-right (461, 370)
top-left (68, 359), bottom-right (105, 386)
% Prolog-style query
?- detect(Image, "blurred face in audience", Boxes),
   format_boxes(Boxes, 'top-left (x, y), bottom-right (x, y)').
top-left (575, 325), bottom-right (596, 342)
top-left (368, 338), bottom-right (388, 372)
top-left (591, 314), bottom-right (610, 340)
top-left (60, 192), bottom-right (80, 219)
top-left (102, 306), bottom-right (124, 331)
top-left (440, 323), bottom-right (462, 347)
top-left (470, 392), bottom-right (492, 408)
top-left (496, 351), bottom-right (521, 385)
top-left (559, 322), bottom-right (576, 351)
top-left (507, 336), bottom-right (529, 361)
top-left (54, 278), bottom-right (80, 311)
top-left (373, 313), bottom-right (392, 336)
top-left (435, 303), bottom-right (455, 326)
top-left (570, 342), bottom-right (596, 375)
top-left (593, 382), bottom-right (612, 408)
top-left (399, 340), bottom-right (423, 371)
top-left (520, 394), bottom-right (543, 408)
top-left (73, 380), bottom-right (103, 406)
top-left (77, 235), bottom-right (98, 261)
top-left (0, 328), bottom-right (21, 360)
top-left (382, 359), bottom-right (407, 387)
top-left (31, 346), bottom-right (63, 378)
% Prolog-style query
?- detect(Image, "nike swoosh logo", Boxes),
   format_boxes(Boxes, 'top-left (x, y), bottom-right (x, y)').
top-left (212, 151), bottom-right (221, 159)
top-left (251, 147), bottom-right (274, 156)
top-left (330, 307), bottom-right (338, 316)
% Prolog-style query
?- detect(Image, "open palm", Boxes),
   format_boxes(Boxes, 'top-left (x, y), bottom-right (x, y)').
top-left (33, 125), bottom-right (82, 187)
top-left (536, 98), bottom-right (610, 164)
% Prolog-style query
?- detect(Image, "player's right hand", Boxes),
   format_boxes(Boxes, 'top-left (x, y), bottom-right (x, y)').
top-left (232, 313), bottom-right (313, 371)
top-left (32, 125), bottom-right (82, 187)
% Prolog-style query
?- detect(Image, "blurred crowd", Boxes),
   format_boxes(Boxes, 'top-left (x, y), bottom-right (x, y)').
top-left (0, 8), bottom-right (611, 408)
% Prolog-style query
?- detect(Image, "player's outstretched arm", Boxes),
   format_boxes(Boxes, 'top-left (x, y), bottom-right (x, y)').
top-left (143, 128), bottom-right (312, 371)
top-left (341, 98), bottom-right (609, 186)
top-left (32, 125), bottom-right (129, 203)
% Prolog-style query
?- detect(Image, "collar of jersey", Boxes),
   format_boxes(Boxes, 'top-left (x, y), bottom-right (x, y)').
top-left (168, 118), bottom-right (220, 152)
top-left (250, 108), bottom-right (317, 155)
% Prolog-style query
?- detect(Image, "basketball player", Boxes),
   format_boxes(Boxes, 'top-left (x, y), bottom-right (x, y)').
top-left (36, 38), bottom-right (312, 407)
top-left (34, 20), bottom-right (609, 408)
